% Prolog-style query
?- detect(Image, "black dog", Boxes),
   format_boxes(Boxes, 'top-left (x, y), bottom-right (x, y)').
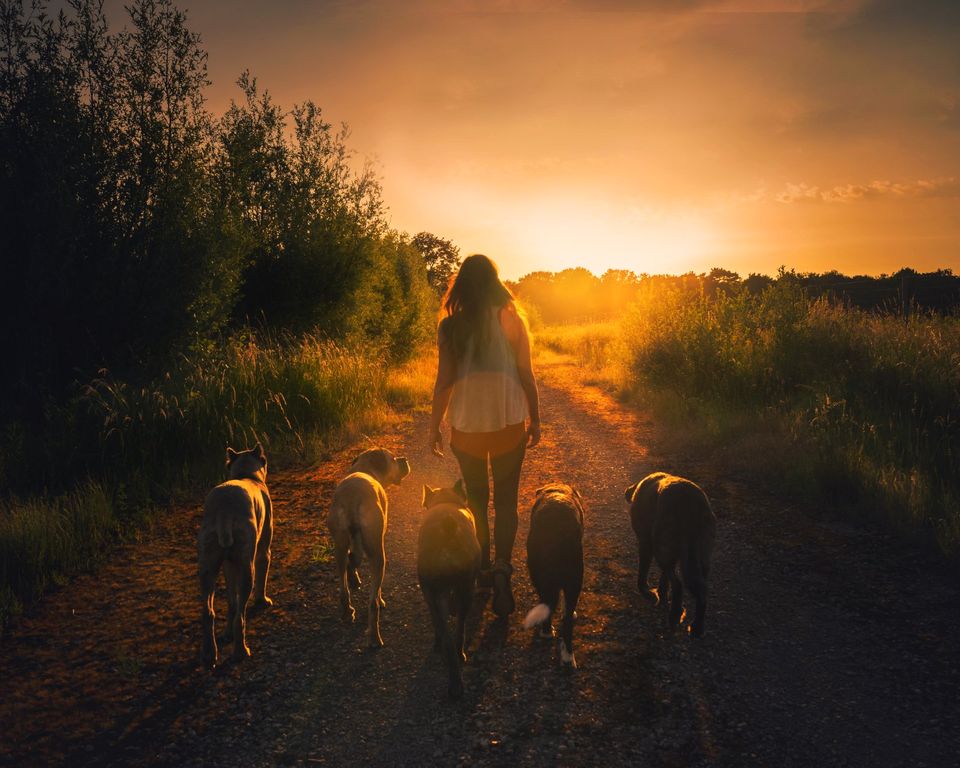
top-left (523, 483), bottom-right (584, 668)
top-left (625, 472), bottom-right (716, 637)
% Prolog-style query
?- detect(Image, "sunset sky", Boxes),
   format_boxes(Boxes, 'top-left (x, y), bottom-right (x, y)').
top-left (181, 0), bottom-right (958, 279)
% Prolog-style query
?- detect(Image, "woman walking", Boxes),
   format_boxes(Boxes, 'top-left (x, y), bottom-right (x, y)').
top-left (428, 254), bottom-right (541, 617)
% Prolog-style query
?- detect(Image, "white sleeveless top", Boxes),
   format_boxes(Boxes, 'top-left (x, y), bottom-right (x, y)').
top-left (447, 307), bottom-right (529, 433)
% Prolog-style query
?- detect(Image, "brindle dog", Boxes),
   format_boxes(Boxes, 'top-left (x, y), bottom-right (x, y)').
top-left (418, 480), bottom-right (481, 699)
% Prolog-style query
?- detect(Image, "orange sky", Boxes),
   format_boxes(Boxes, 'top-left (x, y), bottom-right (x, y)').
top-left (183, 0), bottom-right (959, 279)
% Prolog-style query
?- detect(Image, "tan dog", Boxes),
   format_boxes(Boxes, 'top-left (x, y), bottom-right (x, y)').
top-left (418, 480), bottom-right (481, 699)
top-left (625, 472), bottom-right (716, 637)
top-left (327, 448), bottom-right (410, 647)
top-left (198, 444), bottom-right (273, 668)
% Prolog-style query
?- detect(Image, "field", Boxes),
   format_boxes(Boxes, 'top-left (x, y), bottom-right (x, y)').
top-left (534, 282), bottom-right (960, 556)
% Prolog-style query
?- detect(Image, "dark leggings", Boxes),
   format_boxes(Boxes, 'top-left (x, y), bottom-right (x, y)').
top-left (451, 438), bottom-right (526, 569)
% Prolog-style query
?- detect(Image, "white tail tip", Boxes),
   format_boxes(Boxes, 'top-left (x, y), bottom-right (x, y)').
top-left (524, 603), bottom-right (551, 629)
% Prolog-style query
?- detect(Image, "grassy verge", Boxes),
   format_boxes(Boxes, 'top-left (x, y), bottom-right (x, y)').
top-left (538, 285), bottom-right (960, 556)
top-left (533, 321), bottom-right (623, 387)
top-left (0, 333), bottom-right (434, 629)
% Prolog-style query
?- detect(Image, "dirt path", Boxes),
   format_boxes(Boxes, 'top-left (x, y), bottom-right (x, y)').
top-left (2, 358), bottom-right (959, 768)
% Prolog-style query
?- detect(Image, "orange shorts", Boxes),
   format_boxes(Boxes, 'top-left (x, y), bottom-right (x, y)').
top-left (450, 422), bottom-right (526, 459)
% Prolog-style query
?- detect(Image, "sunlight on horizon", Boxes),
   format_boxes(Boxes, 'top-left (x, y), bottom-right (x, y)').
top-left (383, 173), bottom-right (720, 279)
top-left (510, 197), bottom-right (718, 278)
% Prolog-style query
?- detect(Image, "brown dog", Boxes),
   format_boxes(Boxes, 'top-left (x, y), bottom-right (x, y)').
top-left (418, 480), bottom-right (481, 699)
top-left (625, 472), bottom-right (716, 637)
top-left (198, 444), bottom-right (273, 668)
top-left (327, 448), bottom-right (410, 647)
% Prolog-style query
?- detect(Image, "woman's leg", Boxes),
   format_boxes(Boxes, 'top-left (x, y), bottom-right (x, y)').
top-left (490, 438), bottom-right (526, 564)
top-left (489, 438), bottom-right (525, 617)
top-left (451, 444), bottom-right (491, 571)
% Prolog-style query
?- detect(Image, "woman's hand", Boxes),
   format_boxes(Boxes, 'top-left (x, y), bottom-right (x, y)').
top-left (526, 420), bottom-right (541, 448)
top-left (429, 425), bottom-right (445, 457)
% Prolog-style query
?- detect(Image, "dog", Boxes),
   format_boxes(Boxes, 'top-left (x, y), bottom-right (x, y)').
top-left (198, 443), bottom-right (273, 668)
top-left (418, 480), bottom-right (481, 699)
top-left (327, 448), bottom-right (410, 648)
top-left (523, 483), bottom-right (585, 668)
top-left (625, 472), bottom-right (716, 637)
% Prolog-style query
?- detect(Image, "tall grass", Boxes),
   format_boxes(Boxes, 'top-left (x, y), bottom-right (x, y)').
top-left (542, 284), bottom-right (960, 555)
top-left (0, 332), bottom-right (412, 627)
top-left (0, 483), bottom-right (115, 625)
top-left (533, 322), bottom-right (622, 386)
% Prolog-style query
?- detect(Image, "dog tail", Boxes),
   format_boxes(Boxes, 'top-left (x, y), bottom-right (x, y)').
top-left (523, 603), bottom-right (552, 630)
top-left (215, 515), bottom-right (233, 548)
top-left (348, 521), bottom-right (365, 560)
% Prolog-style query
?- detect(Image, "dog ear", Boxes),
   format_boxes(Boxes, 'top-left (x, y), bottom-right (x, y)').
top-left (226, 447), bottom-right (238, 465)
top-left (453, 478), bottom-right (466, 501)
top-left (255, 442), bottom-right (266, 465)
top-left (624, 482), bottom-right (638, 502)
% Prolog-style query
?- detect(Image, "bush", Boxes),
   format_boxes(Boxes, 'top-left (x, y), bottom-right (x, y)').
top-left (618, 281), bottom-right (960, 553)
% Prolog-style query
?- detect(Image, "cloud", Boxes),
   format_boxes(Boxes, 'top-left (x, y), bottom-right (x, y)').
top-left (774, 177), bottom-right (960, 203)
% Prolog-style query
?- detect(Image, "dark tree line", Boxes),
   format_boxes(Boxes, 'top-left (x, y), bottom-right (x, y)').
top-left (0, 0), bottom-right (440, 424)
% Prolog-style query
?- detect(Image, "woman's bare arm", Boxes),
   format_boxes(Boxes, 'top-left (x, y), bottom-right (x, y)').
top-left (503, 306), bottom-right (541, 447)
top-left (428, 322), bottom-right (456, 456)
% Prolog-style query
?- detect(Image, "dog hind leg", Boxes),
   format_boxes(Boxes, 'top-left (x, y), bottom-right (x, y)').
top-left (668, 569), bottom-right (685, 627)
top-left (362, 524), bottom-right (387, 609)
top-left (537, 584), bottom-right (560, 638)
top-left (637, 537), bottom-right (658, 603)
top-left (454, 580), bottom-right (473, 664)
top-left (348, 525), bottom-right (364, 589)
top-left (440, 590), bottom-right (464, 699)
top-left (367, 545), bottom-right (386, 648)
top-left (424, 585), bottom-right (445, 653)
top-left (681, 543), bottom-right (708, 637)
top-left (253, 509), bottom-right (273, 608)
top-left (560, 580), bottom-right (581, 669)
top-left (657, 569), bottom-right (671, 612)
top-left (223, 558), bottom-right (238, 643)
top-left (199, 547), bottom-right (222, 668)
top-left (233, 558), bottom-right (254, 660)
top-left (334, 538), bottom-right (356, 623)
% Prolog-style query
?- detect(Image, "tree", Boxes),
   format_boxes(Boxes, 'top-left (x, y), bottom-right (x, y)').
top-left (411, 232), bottom-right (461, 295)
top-left (703, 267), bottom-right (741, 299)
top-left (744, 273), bottom-right (775, 295)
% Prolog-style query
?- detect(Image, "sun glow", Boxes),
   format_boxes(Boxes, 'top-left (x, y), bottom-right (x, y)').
top-left (385, 171), bottom-right (719, 279)
top-left (512, 197), bottom-right (718, 278)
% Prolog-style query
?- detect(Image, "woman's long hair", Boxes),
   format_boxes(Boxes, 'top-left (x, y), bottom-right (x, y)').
top-left (441, 254), bottom-right (518, 359)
